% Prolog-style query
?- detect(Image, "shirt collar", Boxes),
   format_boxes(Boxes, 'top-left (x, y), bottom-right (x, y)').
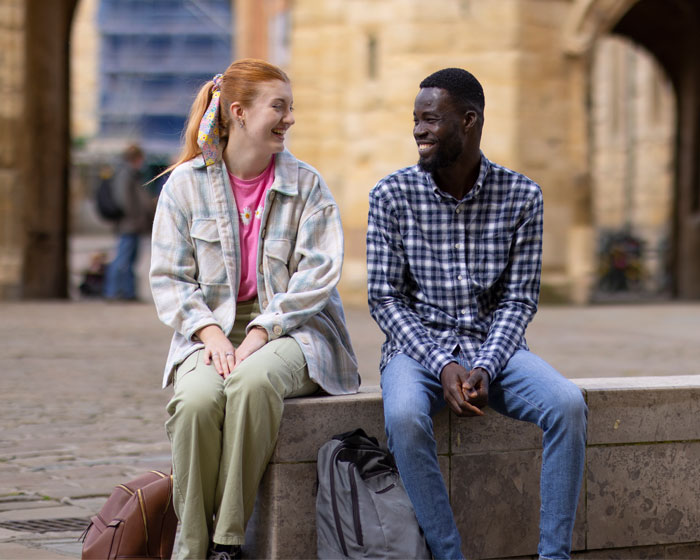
top-left (196, 149), bottom-right (299, 196)
top-left (426, 151), bottom-right (491, 203)
top-left (269, 149), bottom-right (299, 196)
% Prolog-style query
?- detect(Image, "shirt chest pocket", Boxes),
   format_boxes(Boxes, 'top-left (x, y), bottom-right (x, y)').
top-left (262, 239), bottom-right (293, 293)
top-left (190, 218), bottom-right (228, 286)
top-left (473, 235), bottom-right (512, 291)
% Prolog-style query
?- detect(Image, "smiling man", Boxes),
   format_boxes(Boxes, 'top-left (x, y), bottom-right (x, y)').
top-left (366, 68), bottom-right (587, 560)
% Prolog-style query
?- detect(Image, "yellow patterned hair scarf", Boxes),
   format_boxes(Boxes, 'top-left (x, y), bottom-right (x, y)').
top-left (197, 73), bottom-right (223, 166)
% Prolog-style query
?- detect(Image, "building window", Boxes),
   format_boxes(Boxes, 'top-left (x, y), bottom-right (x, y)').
top-left (367, 34), bottom-right (378, 80)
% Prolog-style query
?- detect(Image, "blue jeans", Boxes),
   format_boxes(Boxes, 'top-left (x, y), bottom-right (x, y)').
top-left (104, 233), bottom-right (139, 299)
top-left (381, 350), bottom-right (587, 560)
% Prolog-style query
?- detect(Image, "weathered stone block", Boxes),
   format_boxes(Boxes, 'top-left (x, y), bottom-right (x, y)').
top-left (571, 541), bottom-right (700, 559)
top-left (581, 378), bottom-right (700, 445)
top-left (273, 388), bottom-right (449, 463)
top-left (251, 379), bottom-right (700, 558)
top-left (587, 442), bottom-right (700, 549)
top-left (272, 389), bottom-right (385, 463)
top-left (452, 407), bottom-right (542, 454)
top-left (245, 462), bottom-right (317, 560)
top-left (452, 449), bottom-right (542, 558)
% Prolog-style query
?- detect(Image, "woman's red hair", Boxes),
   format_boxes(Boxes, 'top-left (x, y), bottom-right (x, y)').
top-left (162, 59), bottom-right (290, 175)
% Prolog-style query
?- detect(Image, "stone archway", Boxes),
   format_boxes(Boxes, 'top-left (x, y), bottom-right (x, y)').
top-left (565, 0), bottom-right (700, 298)
top-left (2, 0), bottom-right (252, 299)
top-left (0, 0), bottom-right (77, 298)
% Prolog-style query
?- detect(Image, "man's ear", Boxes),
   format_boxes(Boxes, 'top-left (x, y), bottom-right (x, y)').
top-left (463, 110), bottom-right (478, 132)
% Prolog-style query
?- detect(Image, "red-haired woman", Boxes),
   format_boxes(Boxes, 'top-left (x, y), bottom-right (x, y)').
top-left (150, 59), bottom-right (359, 560)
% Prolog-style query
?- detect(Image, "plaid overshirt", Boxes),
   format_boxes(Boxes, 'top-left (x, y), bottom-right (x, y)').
top-left (367, 152), bottom-right (542, 381)
top-left (150, 150), bottom-right (359, 394)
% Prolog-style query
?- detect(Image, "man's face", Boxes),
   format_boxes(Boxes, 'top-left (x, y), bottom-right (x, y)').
top-left (413, 87), bottom-right (465, 174)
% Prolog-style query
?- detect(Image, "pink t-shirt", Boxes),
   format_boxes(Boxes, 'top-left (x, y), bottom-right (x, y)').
top-left (228, 156), bottom-right (275, 302)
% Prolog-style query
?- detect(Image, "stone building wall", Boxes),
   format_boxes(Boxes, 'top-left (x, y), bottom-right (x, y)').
top-left (0, 0), bottom-right (695, 301)
top-left (287, 0), bottom-right (593, 303)
top-left (70, 0), bottom-right (98, 143)
top-left (0, 0), bottom-right (27, 298)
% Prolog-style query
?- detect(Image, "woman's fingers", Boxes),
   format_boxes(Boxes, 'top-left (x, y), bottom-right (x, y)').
top-left (223, 351), bottom-right (236, 379)
top-left (204, 343), bottom-right (236, 378)
top-left (211, 351), bottom-right (222, 374)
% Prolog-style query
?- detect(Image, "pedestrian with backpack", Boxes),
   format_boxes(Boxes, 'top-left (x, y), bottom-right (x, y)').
top-left (150, 59), bottom-right (360, 560)
top-left (103, 144), bottom-right (156, 301)
top-left (367, 68), bottom-right (588, 560)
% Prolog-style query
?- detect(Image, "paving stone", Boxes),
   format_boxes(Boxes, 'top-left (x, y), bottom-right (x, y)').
top-left (0, 541), bottom-right (72, 559)
top-left (0, 503), bottom-right (89, 522)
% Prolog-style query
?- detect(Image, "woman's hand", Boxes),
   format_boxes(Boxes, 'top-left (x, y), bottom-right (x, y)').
top-left (196, 324), bottom-right (237, 379)
top-left (235, 326), bottom-right (268, 364)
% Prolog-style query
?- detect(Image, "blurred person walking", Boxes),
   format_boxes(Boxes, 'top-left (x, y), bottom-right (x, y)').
top-left (103, 144), bottom-right (156, 301)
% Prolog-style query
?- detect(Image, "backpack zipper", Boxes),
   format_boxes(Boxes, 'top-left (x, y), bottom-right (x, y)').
top-left (328, 442), bottom-right (398, 555)
top-left (348, 463), bottom-right (363, 546)
top-left (375, 483), bottom-right (396, 494)
top-left (329, 446), bottom-right (349, 556)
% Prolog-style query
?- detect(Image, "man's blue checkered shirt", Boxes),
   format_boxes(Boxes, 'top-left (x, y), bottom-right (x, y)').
top-left (367, 153), bottom-right (543, 381)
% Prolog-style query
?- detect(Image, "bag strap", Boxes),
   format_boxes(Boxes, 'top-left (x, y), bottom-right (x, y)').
top-left (332, 428), bottom-right (379, 447)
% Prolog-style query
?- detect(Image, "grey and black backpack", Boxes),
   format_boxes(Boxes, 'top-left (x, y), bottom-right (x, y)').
top-left (316, 428), bottom-right (431, 559)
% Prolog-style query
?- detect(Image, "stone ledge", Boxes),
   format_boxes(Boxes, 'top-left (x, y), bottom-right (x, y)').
top-left (246, 375), bottom-right (700, 559)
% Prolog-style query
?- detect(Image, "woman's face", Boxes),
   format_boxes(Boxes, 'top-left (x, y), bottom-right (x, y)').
top-left (236, 79), bottom-right (295, 155)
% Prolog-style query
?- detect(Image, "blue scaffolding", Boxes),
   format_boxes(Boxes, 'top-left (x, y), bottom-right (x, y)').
top-left (97, 0), bottom-right (233, 159)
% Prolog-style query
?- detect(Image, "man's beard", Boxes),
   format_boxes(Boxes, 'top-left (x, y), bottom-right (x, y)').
top-left (417, 138), bottom-right (462, 174)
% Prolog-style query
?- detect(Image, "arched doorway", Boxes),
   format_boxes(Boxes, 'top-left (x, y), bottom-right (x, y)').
top-left (590, 36), bottom-right (676, 300)
top-left (17, 0), bottom-right (78, 298)
top-left (566, 0), bottom-right (700, 299)
top-left (8, 0), bottom-right (246, 299)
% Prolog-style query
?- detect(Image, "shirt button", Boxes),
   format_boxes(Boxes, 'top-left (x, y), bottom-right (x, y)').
top-left (455, 208), bottom-right (461, 214)
top-left (455, 243), bottom-right (462, 249)
top-left (261, 228), bottom-right (266, 238)
top-left (457, 275), bottom-right (463, 281)
top-left (258, 264), bottom-right (264, 274)
top-left (461, 309), bottom-right (467, 315)
top-left (273, 325), bottom-right (283, 336)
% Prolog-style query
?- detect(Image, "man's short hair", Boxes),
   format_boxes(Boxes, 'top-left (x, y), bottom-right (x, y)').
top-left (419, 68), bottom-right (485, 116)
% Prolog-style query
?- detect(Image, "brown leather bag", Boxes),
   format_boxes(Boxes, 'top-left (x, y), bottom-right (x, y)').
top-left (81, 470), bottom-right (178, 559)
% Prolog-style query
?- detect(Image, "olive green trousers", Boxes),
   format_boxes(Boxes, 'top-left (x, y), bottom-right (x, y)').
top-left (166, 300), bottom-right (318, 559)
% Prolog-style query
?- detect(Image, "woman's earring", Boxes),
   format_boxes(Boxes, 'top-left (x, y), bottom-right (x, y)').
top-left (238, 119), bottom-right (245, 129)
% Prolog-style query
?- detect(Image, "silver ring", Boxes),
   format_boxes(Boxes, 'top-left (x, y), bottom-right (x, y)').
top-left (225, 352), bottom-right (234, 357)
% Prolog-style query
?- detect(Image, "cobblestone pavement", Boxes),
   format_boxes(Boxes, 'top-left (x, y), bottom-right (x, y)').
top-left (1, 299), bottom-right (700, 558)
